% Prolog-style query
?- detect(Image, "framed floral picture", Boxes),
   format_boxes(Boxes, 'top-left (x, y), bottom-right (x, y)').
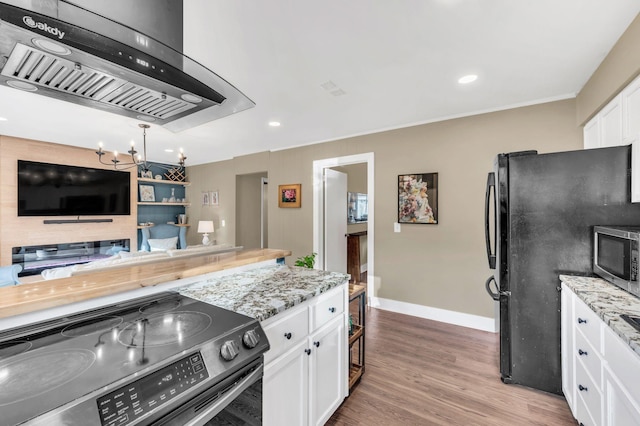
top-left (139, 184), bottom-right (155, 202)
top-left (279, 183), bottom-right (301, 208)
top-left (398, 173), bottom-right (438, 224)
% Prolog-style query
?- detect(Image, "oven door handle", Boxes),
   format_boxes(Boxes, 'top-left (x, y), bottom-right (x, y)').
top-left (185, 363), bottom-right (264, 426)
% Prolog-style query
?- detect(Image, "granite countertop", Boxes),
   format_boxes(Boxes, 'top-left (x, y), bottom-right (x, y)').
top-left (560, 274), bottom-right (640, 357)
top-left (176, 264), bottom-right (350, 322)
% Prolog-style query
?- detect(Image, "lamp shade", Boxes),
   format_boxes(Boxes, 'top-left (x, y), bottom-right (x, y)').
top-left (197, 220), bottom-right (214, 233)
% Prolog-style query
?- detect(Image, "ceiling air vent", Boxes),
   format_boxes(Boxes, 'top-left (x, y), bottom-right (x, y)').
top-left (1, 43), bottom-right (198, 120)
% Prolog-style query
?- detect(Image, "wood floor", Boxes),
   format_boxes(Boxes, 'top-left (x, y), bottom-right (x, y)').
top-left (327, 308), bottom-right (576, 426)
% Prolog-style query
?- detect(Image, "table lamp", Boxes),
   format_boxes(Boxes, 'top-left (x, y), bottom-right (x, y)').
top-left (197, 220), bottom-right (214, 245)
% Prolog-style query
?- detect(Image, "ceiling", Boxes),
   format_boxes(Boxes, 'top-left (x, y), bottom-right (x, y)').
top-left (0, 0), bottom-right (639, 166)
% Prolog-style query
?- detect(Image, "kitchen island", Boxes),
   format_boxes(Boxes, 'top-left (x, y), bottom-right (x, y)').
top-left (0, 248), bottom-right (291, 321)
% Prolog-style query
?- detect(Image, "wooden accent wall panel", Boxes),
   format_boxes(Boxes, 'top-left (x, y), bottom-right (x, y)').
top-left (0, 135), bottom-right (138, 265)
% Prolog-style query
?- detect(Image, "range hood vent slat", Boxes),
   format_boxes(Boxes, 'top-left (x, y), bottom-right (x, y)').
top-left (1, 43), bottom-right (199, 120)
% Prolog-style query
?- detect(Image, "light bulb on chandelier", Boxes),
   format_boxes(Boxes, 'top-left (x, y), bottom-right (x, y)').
top-left (95, 123), bottom-right (187, 172)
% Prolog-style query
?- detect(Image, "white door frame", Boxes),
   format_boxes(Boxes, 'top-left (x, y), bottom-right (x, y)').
top-left (313, 153), bottom-right (374, 298)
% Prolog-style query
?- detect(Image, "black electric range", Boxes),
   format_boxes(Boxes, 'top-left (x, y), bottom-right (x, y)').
top-left (0, 292), bottom-right (269, 426)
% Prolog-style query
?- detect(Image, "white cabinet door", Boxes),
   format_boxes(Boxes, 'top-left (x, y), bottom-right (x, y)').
top-left (600, 94), bottom-right (623, 148)
top-left (622, 76), bottom-right (640, 142)
top-left (584, 116), bottom-right (601, 149)
top-left (604, 366), bottom-right (640, 426)
top-left (263, 340), bottom-right (309, 426)
top-left (309, 317), bottom-right (345, 426)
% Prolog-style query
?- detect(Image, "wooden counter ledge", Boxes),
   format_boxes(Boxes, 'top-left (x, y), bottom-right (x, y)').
top-left (0, 248), bottom-right (291, 319)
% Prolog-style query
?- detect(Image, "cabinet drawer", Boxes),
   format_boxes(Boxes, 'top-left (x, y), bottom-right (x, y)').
top-left (574, 297), bottom-right (602, 353)
top-left (575, 385), bottom-right (597, 426)
top-left (575, 356), bottom-right (603, 425)
top-left (264, 306), bottom-right (309, 363)
top-left (575, 327), bottom-right (602, 385)
top-left (311, 287), bottom-right (345, 332)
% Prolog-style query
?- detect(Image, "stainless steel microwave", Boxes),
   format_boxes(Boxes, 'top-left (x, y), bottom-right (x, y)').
top-left (593, 226), bottom-right (640, 298)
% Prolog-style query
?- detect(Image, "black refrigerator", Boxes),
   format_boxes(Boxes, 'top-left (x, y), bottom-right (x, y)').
top-left (484, 145), bottom-right (640, 395)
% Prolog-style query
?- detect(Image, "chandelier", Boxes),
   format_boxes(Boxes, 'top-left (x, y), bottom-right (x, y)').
top-left (95, 123), bottom-right (186, 171)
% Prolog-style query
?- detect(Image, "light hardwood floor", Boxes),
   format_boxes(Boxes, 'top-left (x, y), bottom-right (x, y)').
top-left (327, 308), bottom-right (575, 426)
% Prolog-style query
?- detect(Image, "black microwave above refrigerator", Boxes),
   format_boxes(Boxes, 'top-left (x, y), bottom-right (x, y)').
top-left (484, 145), bottom-right (640, 395)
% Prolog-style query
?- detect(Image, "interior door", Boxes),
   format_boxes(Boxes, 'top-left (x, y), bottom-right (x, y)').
top-left (324, 169), bottom-right (347, 273)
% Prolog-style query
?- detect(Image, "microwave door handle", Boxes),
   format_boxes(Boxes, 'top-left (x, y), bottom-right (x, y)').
top-left (485, 172), bottom-right (497, 269)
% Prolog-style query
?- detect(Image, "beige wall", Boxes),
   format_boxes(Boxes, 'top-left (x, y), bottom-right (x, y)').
top-left (236, 172), bottom-right (268, 249)
top-left (577, 14), bottom-right (640, 125)
top-left (0, 135), bottom-right (138, 265)
top-left (185, 99), bottom-right (581, 318)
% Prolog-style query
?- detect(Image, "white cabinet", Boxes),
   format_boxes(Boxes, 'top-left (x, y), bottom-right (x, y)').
top-left (262, 284), bottom-right (348, 426)
top-left (583, 94), bottom-right (623, 150)
top-left (562, 283), bottom-right (640, 425)
top-left (622, 76), bottom-right (640, 142)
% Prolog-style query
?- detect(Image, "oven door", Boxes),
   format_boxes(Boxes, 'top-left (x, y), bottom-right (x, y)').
top-left (152, 359), bottom-right (263, 426)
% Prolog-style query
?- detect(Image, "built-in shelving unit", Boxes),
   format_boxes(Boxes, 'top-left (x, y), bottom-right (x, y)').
top-left (137, 202), bottom-right (191, 206)
top-left (137, 177), bottom-right (191, 186)
top-left (348, 283), bottom-right (366, 390)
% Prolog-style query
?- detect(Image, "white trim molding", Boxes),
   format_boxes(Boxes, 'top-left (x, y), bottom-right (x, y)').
top-left (371, 297), bottom-right (497, 333)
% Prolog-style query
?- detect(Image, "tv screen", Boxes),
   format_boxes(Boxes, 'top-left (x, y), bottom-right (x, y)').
top-left (18, 160), bottom-right (131, 216)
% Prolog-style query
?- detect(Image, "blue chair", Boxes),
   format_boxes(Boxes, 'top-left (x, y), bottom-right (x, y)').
top-left (0, 265), bottom-right (22, 287)
top-left (140, 223), bottom-right (187, 251)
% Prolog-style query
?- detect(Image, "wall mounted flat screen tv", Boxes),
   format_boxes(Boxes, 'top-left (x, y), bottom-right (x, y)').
top-left (18, 160), bottom-right (131, 216)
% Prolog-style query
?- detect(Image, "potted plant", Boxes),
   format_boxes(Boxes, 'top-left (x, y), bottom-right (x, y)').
top-left (294, 253), bottom-right (317, 268)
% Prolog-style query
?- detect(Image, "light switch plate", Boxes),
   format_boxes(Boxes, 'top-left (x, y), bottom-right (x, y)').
top-left (394, 222), bottom-right (401, 233)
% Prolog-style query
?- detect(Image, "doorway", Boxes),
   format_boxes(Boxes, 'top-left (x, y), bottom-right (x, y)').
top-left (236, 172), bottom-right (268, 249)
top-left (312, 153), bottom-right (374, 299)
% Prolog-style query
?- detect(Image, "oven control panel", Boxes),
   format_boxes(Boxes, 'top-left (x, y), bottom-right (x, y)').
top-left (97, 352), bottom-right (209, 426)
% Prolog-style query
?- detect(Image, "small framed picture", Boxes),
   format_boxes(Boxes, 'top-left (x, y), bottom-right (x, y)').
top-left (139, 184), bottom-right (155, 202)
top-left (210, 191), bottom-right (219, 206)
top-left (398, 173), bottom-right (438, 224)
top-left (279, 184), bottom-right (301, 208)
top-left (202, 192), bottom-right (210, 206)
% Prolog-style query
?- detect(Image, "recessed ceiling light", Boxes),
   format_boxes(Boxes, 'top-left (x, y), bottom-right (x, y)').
top-left (164, 149), bottom-right (174, 153)
top-left (269, 121), bottom-right (281, 127)
top-left (458, 74), bottom-right (478, 84)
top-left (0, 117), bottom-right (7, 121)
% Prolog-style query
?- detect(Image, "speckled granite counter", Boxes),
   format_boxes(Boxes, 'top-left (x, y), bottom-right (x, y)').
top-left (560, 275), bottom-right (640, 357)
top-left (176, 264), bottom-right (350, 322)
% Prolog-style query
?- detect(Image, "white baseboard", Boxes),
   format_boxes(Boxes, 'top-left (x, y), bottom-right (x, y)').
top-left (370, 297), bottom-right (497, 333)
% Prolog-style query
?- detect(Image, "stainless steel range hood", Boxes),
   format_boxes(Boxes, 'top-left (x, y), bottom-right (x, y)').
top-left (0, 0), bottom-right (255, 132)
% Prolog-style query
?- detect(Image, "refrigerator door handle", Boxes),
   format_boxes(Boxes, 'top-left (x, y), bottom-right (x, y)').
top-left (485, 172), bottom-right (497, 269)
top-left (485, 276), bottom-right (500, 301)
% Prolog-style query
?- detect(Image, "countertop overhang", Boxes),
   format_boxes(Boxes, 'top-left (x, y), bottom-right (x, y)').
top-left (0, 248), bottom-right (291, 319)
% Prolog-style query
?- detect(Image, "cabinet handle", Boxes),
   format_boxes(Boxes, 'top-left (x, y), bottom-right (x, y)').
top-left (578, 349), bottom-right (588, 356)
top-left (329, 307), bottom-right (336, 313)
top-left (284, 332), bottom-right (292, 340)
top-left (314, 341), bottom-right (320, 347)
top-left (578, 384), bottom-right (588, 392)
top-left (577, 317), bottom-right (587, 324)
top-left (305, 348), bottom-right (312, 356)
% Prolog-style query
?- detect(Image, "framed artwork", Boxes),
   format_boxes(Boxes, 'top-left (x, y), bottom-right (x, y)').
top-left (398, 173), bottom-right (438, 224)
top-left (139, 184), bottom-right (155, 202)
top-left (279, 183), bottom-right (301, 208)
top-left (202, 192), bottom-right (210, 206)
top-left (140, 169), bottom-right (153, 179)
top-left (210, 191), bottom-right (219, 206)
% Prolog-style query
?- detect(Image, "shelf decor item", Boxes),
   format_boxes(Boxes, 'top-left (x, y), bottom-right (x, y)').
top-left (139, 184), bottom-right (155, 202)
top-left (398, 173), bottom-right (438, 224)
top-left (278, 183), bottom-right (301, 208)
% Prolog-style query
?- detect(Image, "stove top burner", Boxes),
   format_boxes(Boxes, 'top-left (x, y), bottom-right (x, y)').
top-left (139, 299), bottom-right (182, 314)
top-left (0, 341), bottom-right (32, 359)
top-left (118, 311), bottom-right (212, 348)
top-left (0, 349), bottom-right (95, 406)
top-left (61, 316), bottom-right (123, 337)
